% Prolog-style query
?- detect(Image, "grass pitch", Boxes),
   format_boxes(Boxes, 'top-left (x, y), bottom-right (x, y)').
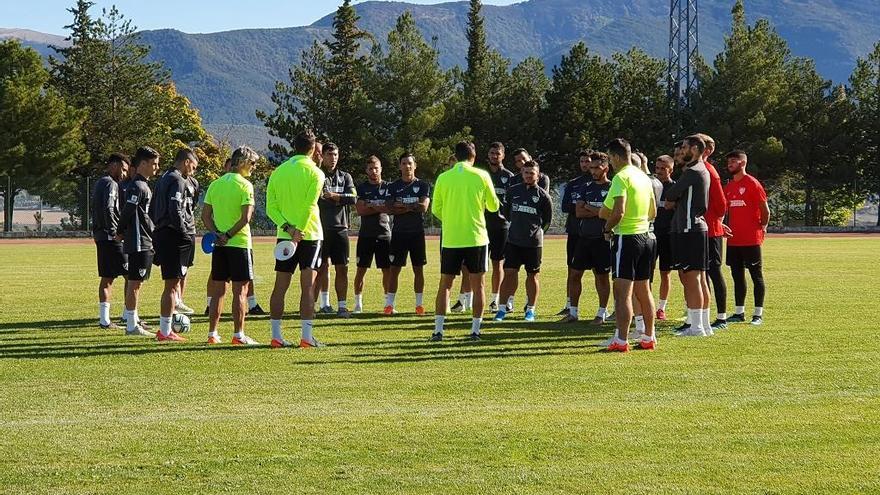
top-left (0, 236), bottom-right (878, 494)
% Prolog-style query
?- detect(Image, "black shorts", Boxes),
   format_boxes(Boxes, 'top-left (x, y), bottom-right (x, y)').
top-left (611, 233), bottom-right (656, 281)
top-left (671, 231), bottom-right (708, 272)
top-left (274, 239), bottom-right (323, 273)
top-left (211, 246), bottom-right (254, 282)
top-left (184, 234), bottom-right (196, 267)
top-left (566, 234), bottom-right (579, 267)
top-left (656, 233), bottom-right (674, 272)
top-left (708, 236), bottom-right (724, 267)
top-left (441, 245), bottom-right (489, 275)
top-left (356, 236), bottom-right (391, 269)
top-left (571, 237), bottom-right (611, 273)
top-left (153, 228), bottom-right (193, 280)
top-left (96, 240), bottom-right (127, 278)
top-left (390, 233), bottom-right (427, 267)
top-left (503, 244), bottom-right (543, 273)
top-left (321, 229), bottom-right (350, 266)
top-left (488, 228), bottom-right (508, 261)
top-left (127, 250), bottom-right (153, 281)
top-left (726, 245), bottom-right (762, 269)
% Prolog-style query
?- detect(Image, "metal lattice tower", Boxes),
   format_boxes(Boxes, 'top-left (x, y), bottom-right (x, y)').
top-left (667, 0), bottom-right (699, 109)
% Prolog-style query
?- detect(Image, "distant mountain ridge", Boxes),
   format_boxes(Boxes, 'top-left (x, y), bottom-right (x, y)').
top-left (3, 0), bottom-right (878, 128)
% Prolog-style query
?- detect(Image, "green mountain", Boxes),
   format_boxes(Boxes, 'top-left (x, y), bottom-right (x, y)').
top-left (4, 0), bottom-right (878, 130)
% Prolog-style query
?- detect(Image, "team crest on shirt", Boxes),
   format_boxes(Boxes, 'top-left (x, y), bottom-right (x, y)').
top-left (379, 189), bottom-right (385, 195)
top-left (139, 268), bottom-right (146, 277)
top-left (532, 196), bottom-right (539, 203)
top-left (128, 195), bottom-right (138, 204)
top-left (413, 186), bottom-right (420, 194)
top-left (181, 265), bottom-right (188, 276)
top-left (739, 187), bottom-right (746, 195)
top-left (501, 177), bottom-right (508, 184)
top-left (389, 255), bottom-right (395, 262)
top-left (601, 190), bottom-right (608, 197)
top-left (122, 262), bottom-right (128, 270)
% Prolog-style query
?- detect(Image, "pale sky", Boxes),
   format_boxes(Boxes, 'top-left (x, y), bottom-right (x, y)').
top-left (3, 0), bottom-right (524, 35)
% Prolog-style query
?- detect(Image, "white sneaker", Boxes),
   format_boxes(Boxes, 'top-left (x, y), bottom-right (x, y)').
top-left (125, 325), bottom-right (155, 337)
top-left (353, 305), bottom-right (363, 314)
top-left (675, 326), bottom-right (707, 337)
top-left (175, 302), bottom-right (195, 315)
top-left (231, 335), bottom-right (261, 345)
top-left (597, 336), bottom-right (616, 347)
top-left (704, 325), bottom-right (715, 336)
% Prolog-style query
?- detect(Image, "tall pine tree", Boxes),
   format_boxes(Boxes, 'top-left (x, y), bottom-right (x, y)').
top-left (692, 0), bottom-right (793, 178)
top-left (369, 11), bottom-right (464, 180)
top-left (850, 41), bottom-right (880, 225)
top-left (259, 0), bottom-right (374, 169)
top-left (0, 40), bottom-right (86, 231)
top-left (542, 42), bottom-right (615, 179)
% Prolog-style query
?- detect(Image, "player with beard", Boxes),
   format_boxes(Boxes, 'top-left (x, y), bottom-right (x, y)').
top-left (664, 135), bottom-right (712, 337)
top-left (723, 150), bottom-right (769, 325)
top-left (557, 149), bottom-right (594, 317)
top-left (92, 153), bottom-right (131, 330)
top-left (353, 156), bottom-right (392, 313)
top-left (118, 146), bottom-right (161, 338)
top-left (695, 133), bottom-right (729, 330)
top-left (652, 155), bottom-right (676, 320)
top-left (561, 153), bottom-right (612, 324)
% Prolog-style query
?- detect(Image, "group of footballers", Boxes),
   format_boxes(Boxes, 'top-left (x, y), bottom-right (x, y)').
top-left (91, 129), bottom-right (769, 351)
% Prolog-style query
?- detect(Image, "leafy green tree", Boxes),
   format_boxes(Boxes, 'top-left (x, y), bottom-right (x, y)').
top-left (692, 0), bottom-right (793, 178)
top-left (611, 48), bottom-right (675, 158)
top-left (259, 0), bottom-right (374, 169)
top-left (783, 61), bottom-right (857, 225)
top-left (461, 0), bottom-right (490, 144)
top-left (849, 41), bottom-right (880, 225)
top-left (0, 40), bottom-right (87, 231)
top-left (492, 57), bottom-right (549, 155)
top-left (369, 11), bottom-right (464, 180)
top-left (542, 42), bottom-right (615, 179)
top-left (50, 1), bottom-right (168, 170)
top-left (257, 41), bottom-right (330, 159)
top-left (49, 1), bottom-right (218, 225)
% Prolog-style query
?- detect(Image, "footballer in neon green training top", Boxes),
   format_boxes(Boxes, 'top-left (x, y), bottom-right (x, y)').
top-left (430, 141), bottom-right (500, 342)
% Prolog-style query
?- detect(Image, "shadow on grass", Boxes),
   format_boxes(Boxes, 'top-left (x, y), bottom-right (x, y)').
top-left (0, 313), bottom-right (685, 362)
top-left (0, 341), bottom-right (268, 360)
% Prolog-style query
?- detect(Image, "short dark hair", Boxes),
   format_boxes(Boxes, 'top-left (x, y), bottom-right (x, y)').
top-left (511, 147), bottom-right (528, 157)
top-left (489, 142), bottom-right (505, 152)
top-left (590, 151), bottom-right (608, 163)
top-left (578, 149), bottom-right (594, 158)
top-left (365, 155), bottom-right (381, 166)
top-left (324, 142), bottom-right (339, 154)
top-left (132, 146), bottom-right (159, 168)
top-left (399, 152), bottom-right (416, 163)
top-left (293, 130), bottom-right (317, 155)
top-left (605, 138), bottom-right (631, 159)
top-left (106, 153), bottom-right (130, 168)
top-left (174, 147), bottom-right (197, 165)
top-left (684, 135), bottom-right (706, 153)
top-left (454, 141), bottom-right (476, 162)
top-left (522, 160), bottom-right (539, 170)
top-left (726, 150), bottom-right (748, 160)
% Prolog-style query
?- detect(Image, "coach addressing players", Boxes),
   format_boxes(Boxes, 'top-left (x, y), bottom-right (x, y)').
top-left (599, 138), bottom-right (658, 352)
top-left (431, 141), bottom-right (501, 341)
